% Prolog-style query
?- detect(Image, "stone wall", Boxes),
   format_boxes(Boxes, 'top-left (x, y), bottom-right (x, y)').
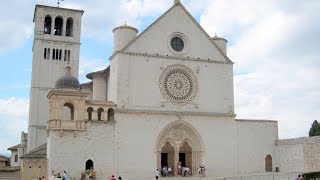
top-left (20, 158), bottom-right (47, 180)
top-left (10, 151), bottom-right (18, 167)
top-left (225, 172), bottom-right (300, 180)
top-left (235, 120), bottom-right (278, 175)
top-left (275, 136), bottom-right (320, 173)
top-left (47, 121), bottom-right (115, 179)
top-left (274, 144), bottom-right (304, 173)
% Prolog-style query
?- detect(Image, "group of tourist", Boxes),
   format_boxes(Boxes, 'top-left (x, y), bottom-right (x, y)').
top-left (81, 168), bottom-right (96, 179)
top-left (53, 171), bottom-right (67, 180)
top-left (158, 166), bottom-right (173, 177)
top-left (179, 166), bottom-right (191, 176)
top-left (109, 175), bottom-right (123, 180)
top-left (155, 164), bottom-right (206, 179)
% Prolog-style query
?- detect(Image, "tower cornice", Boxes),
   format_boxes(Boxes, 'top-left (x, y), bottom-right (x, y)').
top-left (33, 4), bottom-right (84, 22)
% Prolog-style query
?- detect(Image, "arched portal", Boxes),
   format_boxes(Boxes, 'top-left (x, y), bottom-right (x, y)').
top-left (155, 121), bottom-right (204, 176)
top-left (179, 142), bottom-right (192, 173)
top-left (85, 159), bottom-right (94, 170)
top-left (161, 142), bottom-right (175, 173)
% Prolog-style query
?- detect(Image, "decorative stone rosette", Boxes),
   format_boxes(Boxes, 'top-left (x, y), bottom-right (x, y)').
top-left (159, 64), bottom-right (198, 105)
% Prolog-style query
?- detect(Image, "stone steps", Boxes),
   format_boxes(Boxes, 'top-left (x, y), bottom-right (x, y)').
top-left (0, 173), bottom-right (20, 180)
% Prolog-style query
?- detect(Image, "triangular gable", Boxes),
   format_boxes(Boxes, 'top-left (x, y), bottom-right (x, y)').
top-left (118, 3), bottom-right (232, 63)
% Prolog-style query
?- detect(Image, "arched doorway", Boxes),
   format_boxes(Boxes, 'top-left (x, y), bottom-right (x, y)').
top-left (161, 142), bottom-right (175, 173)
top-left (85, 159), bottom-right (94, 170)
top-left (179, 142), bottom-right (192, 174)
top-left (265, 154), bottom-right (272, 172)
top-left (155, 121), bottom-right (204, 176)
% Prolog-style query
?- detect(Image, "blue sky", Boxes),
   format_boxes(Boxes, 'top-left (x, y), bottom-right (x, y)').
top-left (0, 0), bottom-right (319, 155)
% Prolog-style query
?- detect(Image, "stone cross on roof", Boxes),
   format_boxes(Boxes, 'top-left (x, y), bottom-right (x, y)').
top-left (174, 0), bottom-right (180, 4)
top-left (57, 0), bottom-right (64, 8)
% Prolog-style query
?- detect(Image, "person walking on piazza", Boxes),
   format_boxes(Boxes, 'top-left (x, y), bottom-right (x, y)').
top-left (62, 171), bottom-right (67, 180)
top-left (155, 169), bottom-right (160, 179)
top-left (198, 165), bottom-right (205, 178)
top-left (110, 175), bottom-right (116, 180)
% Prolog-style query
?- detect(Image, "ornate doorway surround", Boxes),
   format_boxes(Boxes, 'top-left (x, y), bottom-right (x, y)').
top-left (155, 121), bottom-right (204, 175)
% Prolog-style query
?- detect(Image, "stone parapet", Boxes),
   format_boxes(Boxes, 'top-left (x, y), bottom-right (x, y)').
top-left (48, 120), bottom-right (87, 130)
top-left (277, 136), bottom-right (320, 146)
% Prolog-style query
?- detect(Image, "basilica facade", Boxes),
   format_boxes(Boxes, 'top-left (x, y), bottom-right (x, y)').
top-left (9, 1), bottom-right (320, 180)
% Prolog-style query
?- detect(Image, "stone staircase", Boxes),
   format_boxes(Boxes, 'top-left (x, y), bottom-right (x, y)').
top-left (0, 172), bottom-right (20, 180)
top-left (0, 167), bottom-right (21, 180)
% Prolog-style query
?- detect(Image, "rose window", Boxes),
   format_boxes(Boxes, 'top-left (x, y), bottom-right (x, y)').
top-left (159, 64), bottom-right (198, 105)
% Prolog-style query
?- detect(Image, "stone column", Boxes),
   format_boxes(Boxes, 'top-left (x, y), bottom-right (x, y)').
top-left (174, 150), bottom-right (179, 176)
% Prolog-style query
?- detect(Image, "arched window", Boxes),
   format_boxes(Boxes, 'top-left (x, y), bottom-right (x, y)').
top-left (63, 103), bottom-right (74, 120)
top-left (44, 15), bottom-right (52, 34)
top-left (54, 17), bottom-right (63, 36)
top-left (14, 155), bottom-right (18, 162)
top-left (85, 159), bottom-right (94, 170)
top-left (98, 108), bottom-right (104, 120)
top-left (265, 154), bottom-right (272, 172)
top-left (108, 108), bottom-right (114, 122)
top-left (66, 18), bottom-right (73, 37)
top-left (87, 107), bottom-right (93, 120)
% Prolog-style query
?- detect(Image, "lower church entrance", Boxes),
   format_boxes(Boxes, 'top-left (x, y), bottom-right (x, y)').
top-left (156, 121), bottom-right (204, 176)
top-left (159, 141), bottom-right (194, 176)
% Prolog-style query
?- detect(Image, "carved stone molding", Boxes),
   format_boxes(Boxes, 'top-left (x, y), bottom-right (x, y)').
top-left (172, 128), bottom-right (184, 142)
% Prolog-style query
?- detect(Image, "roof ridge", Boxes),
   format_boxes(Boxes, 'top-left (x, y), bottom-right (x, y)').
top-left (109, 2), bottom-right (233, 63)
top-left (177, 4), bottom-right (233, 63)
top-left (21, 143), bottom-right (47, 159)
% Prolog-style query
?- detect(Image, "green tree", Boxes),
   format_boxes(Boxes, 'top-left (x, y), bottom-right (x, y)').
top-left (309, 120), bottom-right (320, 137)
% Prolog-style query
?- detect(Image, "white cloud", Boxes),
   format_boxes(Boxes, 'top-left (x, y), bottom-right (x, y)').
top-left (0, 98), bottom-right (28, 155)
top-left (0, 1), bottom-right (34, 53)
top-left (79, 57), bottom-right (109, 83)
top-left (0, 0), bottom-right (319, 143)
top-left (200, 0), bottom-right (320, 138)
top-left (0, 0), bottom-right (171, 53)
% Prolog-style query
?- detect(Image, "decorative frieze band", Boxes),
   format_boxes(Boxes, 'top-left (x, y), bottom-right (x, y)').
top-left (112, 51), bottom-right (233, 65)
top-left (115, 108), bottom-right (236, 117)
top-left (36, 38), bottom-right (81, 45)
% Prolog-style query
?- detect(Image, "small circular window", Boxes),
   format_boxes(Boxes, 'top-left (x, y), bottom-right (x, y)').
top-left (171, 37), bottom-right (184, 52)
top-left (168, 33), bottom-right (189, 55)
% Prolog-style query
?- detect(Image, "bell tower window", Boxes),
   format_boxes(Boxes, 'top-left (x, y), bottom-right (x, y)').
top-left (66, 18), bottom-right (73, 37)
top-left (44, 48), bottom-right (47, 59)
top-left (44, 15), bottom-right (52, 35)
top-left (52, 49), bottom-right (56, 60)
top-left (54, 17), bottom-right (63, 36)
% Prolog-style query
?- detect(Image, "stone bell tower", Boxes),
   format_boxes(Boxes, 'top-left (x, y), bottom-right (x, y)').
top-left (27, 4), bottom-right (84, 152)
